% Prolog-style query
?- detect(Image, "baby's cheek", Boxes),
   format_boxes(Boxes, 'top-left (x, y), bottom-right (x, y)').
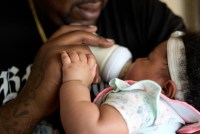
top-left (124, 69), bottom-right (136, 80)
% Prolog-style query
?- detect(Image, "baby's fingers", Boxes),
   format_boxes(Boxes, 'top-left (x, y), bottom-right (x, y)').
top-left (68, 51), bottom-right (79, 63)
top-left (87, 54), bottom-right (98, 81)
top-left (61, 51), bottom-right (71, 65)
top-left (79, 52), bottom-right (87, 63)
top-left (87, 54), bottom-right (96, 67)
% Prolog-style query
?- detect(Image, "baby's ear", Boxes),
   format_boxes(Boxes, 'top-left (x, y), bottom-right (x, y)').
top-left (162, 80), bottom-right (177, 98)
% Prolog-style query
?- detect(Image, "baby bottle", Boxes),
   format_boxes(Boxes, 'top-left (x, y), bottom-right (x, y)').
top-left (89, 45), bottom-right (132, 82)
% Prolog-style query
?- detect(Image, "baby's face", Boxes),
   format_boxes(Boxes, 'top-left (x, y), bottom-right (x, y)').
top-left (123, 41), bottom-right (170, 86)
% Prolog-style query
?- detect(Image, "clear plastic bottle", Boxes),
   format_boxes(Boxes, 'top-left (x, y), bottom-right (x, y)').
top-left (89, 45), bottom-right (132, 82)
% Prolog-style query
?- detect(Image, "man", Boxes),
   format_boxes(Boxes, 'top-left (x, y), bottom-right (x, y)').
top-left (0, 0), bottom-right (185, 133)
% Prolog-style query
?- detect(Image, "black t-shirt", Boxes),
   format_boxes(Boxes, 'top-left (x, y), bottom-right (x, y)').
top-left (0, 0), bottom-right (185, 132)
top-left (0, 0), bottom-right (42, 105)
top-left (97, 0), bottom-right (185, 61)
top-left (0, 0), bottom-right (185, 104)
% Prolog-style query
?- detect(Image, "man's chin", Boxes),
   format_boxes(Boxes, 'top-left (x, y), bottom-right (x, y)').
top-left (69, 19), bottom-right (97, 25)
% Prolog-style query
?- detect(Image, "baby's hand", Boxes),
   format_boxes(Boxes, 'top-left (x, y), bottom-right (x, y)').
top-left (61, 51), bottom-right (97, 86)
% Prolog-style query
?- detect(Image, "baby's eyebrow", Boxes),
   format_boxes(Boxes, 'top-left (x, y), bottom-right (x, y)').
top-left (163, 61), bottom-right (168, 66)
top-left (162, 51), bottom-right (168, 66)
top-left (164, 50), bottom-right (168, 62)
top-left (148, 52), bottom-right (153, 59)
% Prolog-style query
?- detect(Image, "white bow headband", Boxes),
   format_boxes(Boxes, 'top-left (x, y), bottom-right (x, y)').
top-left (167, 31), bottom-right (188, 101)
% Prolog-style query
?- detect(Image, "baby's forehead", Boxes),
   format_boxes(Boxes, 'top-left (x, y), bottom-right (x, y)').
top-left (154, 41), bottom-right (168, 58)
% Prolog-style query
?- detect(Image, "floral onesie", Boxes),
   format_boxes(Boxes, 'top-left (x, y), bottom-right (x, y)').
top-left (94, 78), bottom-right (185, 134)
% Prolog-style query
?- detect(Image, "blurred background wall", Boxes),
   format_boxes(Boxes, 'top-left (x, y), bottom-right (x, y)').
top-left (160, 0), bottom-right (200, 32)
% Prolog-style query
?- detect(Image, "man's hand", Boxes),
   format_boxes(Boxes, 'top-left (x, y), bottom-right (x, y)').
top-left (25, 25), bottom-right (114, 118)
top-left (0, 25), bottom-right (114, 133)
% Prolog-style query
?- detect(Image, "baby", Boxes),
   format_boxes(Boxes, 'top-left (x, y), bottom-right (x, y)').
top-left (59, 31), bottom-right (200, 134)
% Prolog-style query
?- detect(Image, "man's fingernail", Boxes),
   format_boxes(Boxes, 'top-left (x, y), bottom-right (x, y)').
top-left (88, 25), bottom-right (97, 28)
top-left (106, 38), bottom-right (114, 43)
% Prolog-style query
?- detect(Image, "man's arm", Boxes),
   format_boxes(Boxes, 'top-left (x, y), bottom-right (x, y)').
top-left (0, 25), bottom-right (114, 133)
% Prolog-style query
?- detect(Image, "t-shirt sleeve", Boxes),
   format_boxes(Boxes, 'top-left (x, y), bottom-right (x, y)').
top-left (130, 0), bottom-right (185, 47)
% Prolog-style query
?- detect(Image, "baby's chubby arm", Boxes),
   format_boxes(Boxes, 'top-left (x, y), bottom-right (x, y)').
top-left (59, 51), bottom-right (128, 134)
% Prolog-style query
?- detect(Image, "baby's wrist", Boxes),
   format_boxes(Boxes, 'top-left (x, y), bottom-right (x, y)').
top-left (62, 80), bottom-right (89, 87)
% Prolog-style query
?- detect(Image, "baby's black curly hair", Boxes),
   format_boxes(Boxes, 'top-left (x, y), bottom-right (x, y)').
top-left (181, 31), bottom-right (200, 111)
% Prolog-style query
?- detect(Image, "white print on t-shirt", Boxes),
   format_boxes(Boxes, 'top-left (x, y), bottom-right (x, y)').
top-left (0, 65), bottom-right (32, 105)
